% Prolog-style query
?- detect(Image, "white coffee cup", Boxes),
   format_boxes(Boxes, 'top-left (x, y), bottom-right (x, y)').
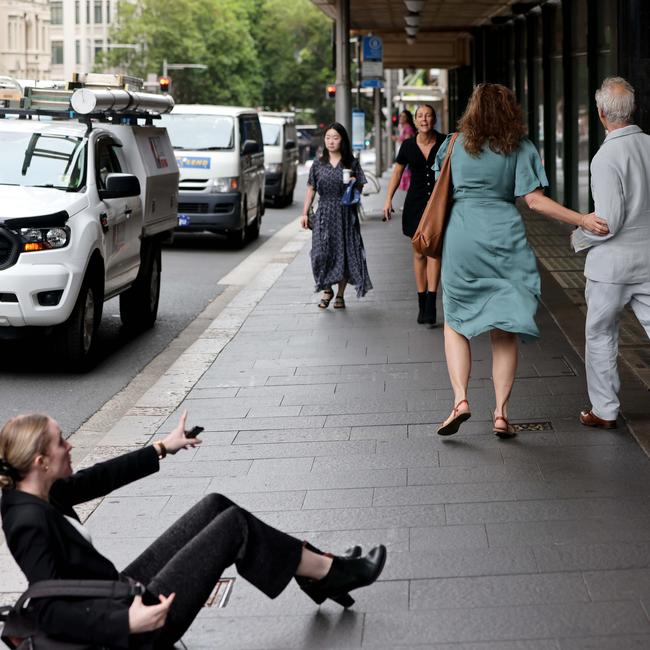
top-left (342, 168), bottom-right (352, 184)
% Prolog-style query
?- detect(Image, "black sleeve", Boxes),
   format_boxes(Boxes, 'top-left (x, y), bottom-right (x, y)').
top-left (51, 446), bottom-right (159, 507)
top-left (395, 138), bottom-right (410, 165)
top-left (7, 507), bottom-right (131, 648)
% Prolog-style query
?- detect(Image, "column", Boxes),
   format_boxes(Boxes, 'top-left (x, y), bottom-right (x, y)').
top-left (334, 0), bottom-right (351, 134)
top-left (374, 87), bottom-right (383, 176)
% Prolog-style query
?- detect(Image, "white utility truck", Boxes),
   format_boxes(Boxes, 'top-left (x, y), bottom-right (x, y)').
top-left (0, 74), bottom-right (178, 369)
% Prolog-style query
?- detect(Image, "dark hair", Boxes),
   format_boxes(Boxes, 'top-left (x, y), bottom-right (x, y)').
top-left (319, 122), bottom-right (355, 168)
top-left (457, 83), bottom-right (526, 156)
top-left (401, 110), bottom-right (416, 131)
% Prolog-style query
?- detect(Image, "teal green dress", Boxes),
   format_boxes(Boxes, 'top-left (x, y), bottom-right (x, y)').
top-left (434, 135), bottom-right (548, 339)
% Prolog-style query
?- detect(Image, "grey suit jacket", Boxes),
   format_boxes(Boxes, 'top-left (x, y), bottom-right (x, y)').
top-left (580, 124), bottom-right (650, 284)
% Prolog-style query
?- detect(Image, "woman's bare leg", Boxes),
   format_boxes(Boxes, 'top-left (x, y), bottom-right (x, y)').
top-left (336, 280), bottom-right (348, 298)
top-left (296, 548), bottom-right (333, 579)
top-left (413, 251), bottom-right (427, 292)
top-left (426, 257), bottom-right (441, 293)
top-left (441, 323), bottom-right (472, 425)
top-left (490, 329), bottom-right (518, 418)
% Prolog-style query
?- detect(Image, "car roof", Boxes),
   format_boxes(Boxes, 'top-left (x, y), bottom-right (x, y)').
top-left (172, 104), bottom-right (258, 117)
top-left (0, 118), bottom-right (87, 138)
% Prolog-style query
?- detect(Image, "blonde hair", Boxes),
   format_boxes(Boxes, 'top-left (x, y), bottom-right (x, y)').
top-left (0, 414), bottom-right (50, 490)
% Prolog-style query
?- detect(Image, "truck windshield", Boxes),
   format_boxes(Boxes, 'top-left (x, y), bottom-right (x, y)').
top-left (261, 124), bottom-right (281, 146)
top-left (160, 114), bottom-right (234, 151)
top-left (0, 130), bottom-right (86, 191)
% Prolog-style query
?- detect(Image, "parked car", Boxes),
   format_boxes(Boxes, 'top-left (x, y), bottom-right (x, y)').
top-left (259, 112), bottom-right (299, 207)
top-left (160, 105), bottom-right (265, 247)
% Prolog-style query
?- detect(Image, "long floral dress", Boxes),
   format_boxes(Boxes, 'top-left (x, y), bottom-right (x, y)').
top-left (307, 158), bottom-right (373, 298)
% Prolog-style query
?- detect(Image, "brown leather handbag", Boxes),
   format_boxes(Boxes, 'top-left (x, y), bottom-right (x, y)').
top-left (411, 132), bottom-right (459, 258)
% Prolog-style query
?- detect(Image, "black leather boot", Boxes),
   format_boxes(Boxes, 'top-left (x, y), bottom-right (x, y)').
top-left (417, 291), bottom-right (427, 323)
top-left (423, 291), bottom-right (437, 325)
top-left (296, 545), bottom-right (387, 608)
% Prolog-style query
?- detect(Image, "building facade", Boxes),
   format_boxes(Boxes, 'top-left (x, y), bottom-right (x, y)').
top-left (0, 0), bottom-right (51, 79)
top-left (447, 0), bottom-right (649, 212)
top-left (49, 0), bottom-right (119, 80)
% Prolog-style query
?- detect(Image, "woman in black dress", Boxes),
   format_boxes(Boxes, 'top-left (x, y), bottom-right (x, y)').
top-left (300, 123), bottom-right (372, 309)
top-left (383, 105), bottom-right (446, 325)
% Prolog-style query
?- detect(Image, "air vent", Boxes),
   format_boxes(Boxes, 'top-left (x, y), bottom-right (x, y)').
top-left (205, 577), bottom-right (235, 608)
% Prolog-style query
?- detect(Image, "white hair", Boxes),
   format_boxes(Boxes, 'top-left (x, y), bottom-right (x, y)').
top-left (595, 77), bottom-right (636, 124)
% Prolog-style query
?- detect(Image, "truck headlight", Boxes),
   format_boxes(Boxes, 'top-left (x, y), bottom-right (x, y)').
top-left (264, 163), bottom-right (282, 174)
top-left (19, 226), bottom-right (70, 252)
top-left (208, 177), bottom-right (238, 193)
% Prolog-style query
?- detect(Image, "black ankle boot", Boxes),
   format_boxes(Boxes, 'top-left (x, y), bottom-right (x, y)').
top-left (296, 545), bottom-right (387, 608)
top-left (417, 292), bottom-right (427, 324)
top-left (423, 291), bottom-right (437, 325)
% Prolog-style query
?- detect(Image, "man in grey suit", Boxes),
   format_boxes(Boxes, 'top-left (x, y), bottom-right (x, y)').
top-left (573, 77), bottom-right (650, 429)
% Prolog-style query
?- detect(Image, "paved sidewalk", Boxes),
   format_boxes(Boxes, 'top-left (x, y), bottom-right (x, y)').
top-left (2, 179), bottom-right (650, 649)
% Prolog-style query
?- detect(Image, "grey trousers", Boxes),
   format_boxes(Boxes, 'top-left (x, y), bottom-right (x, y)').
top-left (122, 493), bottom-right (303, 648)
top-left (585, 279), bottom-right (650, 420)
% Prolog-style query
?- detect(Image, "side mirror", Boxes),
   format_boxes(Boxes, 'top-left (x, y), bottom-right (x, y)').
top-left (242, 139), bottom-right (258, 155)
top-left (99, 173), bottom-right (141, 200)
top-left (284, 139), bottom-right (296, 150)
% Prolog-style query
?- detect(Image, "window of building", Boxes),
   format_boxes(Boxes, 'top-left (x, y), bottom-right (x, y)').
top-left (51, 40), bottom-right (64, 65)
top-left (107, 0), bottom-right (111, 24)
top-left (94, 39), bottom-right (104, 58)
top-left (75, 1), bottom-right (81, 24)
top-left (75, 39), bottom-right (81, 64)
top-left (51, 1), bottom-right (63, 25)
top-left (94, 0), bottom-right (103, 23)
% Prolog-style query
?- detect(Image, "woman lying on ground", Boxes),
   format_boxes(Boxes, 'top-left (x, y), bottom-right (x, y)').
top-left (0, 412), bottom-right (386, 649)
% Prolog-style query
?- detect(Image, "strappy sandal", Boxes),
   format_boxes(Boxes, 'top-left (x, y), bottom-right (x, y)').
top-left (493, 414), bottom-right (517, 439)
top-left (333, 296), bottom-right (346, 309)
top-left (436, 399), bottom-right (471, 436)
top-left (318, 290), bottom-right (334, 309)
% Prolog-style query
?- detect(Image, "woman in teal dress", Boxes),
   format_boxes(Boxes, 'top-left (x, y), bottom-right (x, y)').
top-left (434, 84), bottom-right (609, 438)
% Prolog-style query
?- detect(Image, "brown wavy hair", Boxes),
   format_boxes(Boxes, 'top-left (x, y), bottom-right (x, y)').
top-left (457, 83), bottom-right (526, 156)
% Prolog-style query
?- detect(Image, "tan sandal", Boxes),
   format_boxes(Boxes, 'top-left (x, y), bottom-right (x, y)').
top-left (436, 399), bottom-right (471, 437)
top-left (318, 290), bottom-right (334, 309)
top-left (493, 414), bottom-right (517, 439)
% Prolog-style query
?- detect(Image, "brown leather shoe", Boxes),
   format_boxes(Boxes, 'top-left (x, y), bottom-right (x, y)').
top-left (579, 410), bottom-right (617, 429)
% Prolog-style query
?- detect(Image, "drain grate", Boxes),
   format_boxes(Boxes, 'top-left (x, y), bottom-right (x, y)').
top-left (205, 577), bottom-right (235, 608)
top-left (512, 421), bottom-right (553, 432)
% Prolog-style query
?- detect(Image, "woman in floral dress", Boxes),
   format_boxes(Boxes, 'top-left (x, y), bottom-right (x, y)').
top-left (300, 123), bottom-right (372, 309)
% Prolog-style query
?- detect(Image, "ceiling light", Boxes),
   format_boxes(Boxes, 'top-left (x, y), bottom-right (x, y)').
top-left (404, 12), bottom-right (420, 27)
top-left (404, 0), bottom-right (425, 12)
top-left (405, 25), bottom-right (418, 37)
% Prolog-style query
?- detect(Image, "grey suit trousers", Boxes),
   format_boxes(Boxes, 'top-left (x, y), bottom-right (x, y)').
top-left (122, 493), bottom-right (303, 648)
top-left (585, 279), bottom-right (650, 420)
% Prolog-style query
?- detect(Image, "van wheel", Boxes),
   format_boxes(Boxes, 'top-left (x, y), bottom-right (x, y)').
top-left (227, 199), bottom-right (247, 248)
top-left (58, 273), bottom-right (102, 371)
top-left (284, 189), bottom-right (294, 206)
top-left (246, 197), bottom-right (262, 241)
top-left (120, 242), bottom-right (161, 330)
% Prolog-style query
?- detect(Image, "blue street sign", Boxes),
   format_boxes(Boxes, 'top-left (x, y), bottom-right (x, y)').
top-left (352, 110), bottom-right (365, 150)
top-left (361, 79), bottom-right (384, 88)
top-left (363, 35), bottom-right (383, 62)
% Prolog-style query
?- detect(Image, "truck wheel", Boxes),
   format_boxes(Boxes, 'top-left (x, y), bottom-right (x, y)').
top-left (119, 242), bottom-right (161, 330)
top-left (227, 199), bottom-right (247, 248)
top-left (59, 274), bottom-right (102, 371)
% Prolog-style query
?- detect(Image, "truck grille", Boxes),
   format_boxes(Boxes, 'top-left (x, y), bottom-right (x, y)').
top-left (178, 203), bottom-right (209, 214)
top-left (0, 228), bottom-right (20, 270)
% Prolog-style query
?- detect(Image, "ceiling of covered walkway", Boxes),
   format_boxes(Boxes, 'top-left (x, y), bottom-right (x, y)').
top-left (311, 0), bottom-right (520, 68)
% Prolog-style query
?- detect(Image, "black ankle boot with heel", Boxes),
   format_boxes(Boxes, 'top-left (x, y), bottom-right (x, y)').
top-left (423, 291), bottom-right (437, 325)
top-left (417, 291), bottom-right (427, 324)
top-left (296, 544), bottom-right (387, 608)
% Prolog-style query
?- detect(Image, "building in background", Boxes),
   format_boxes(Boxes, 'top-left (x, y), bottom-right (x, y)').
top-left (0, 0), bottom-right (51, 79)
top-left (49, 0), bottom-right (119, 80)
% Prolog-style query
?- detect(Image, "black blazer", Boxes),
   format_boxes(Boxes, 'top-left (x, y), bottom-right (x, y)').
top-left (1, 446), bottom-right (159, 649)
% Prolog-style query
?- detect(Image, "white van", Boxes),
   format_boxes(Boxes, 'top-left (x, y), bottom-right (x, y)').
top-left (259, 112), bottom-right (299, 207)
top-left (160, 105), bottom-right (265, 247)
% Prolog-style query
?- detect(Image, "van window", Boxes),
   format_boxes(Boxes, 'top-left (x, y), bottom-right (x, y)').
top-left (160, 114), bottom-right (234, 151)
top-left (261, 123), bottom-right (281, 146)
top-left (239, 116), bottom-right (263, 154)
top-left (95, 139), bottom-right (122, 190)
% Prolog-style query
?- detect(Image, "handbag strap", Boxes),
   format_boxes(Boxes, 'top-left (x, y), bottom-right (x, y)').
top-left (14, 580), bottom-right (144, 611)
top-left (442, 132), bottom-right (460, 167)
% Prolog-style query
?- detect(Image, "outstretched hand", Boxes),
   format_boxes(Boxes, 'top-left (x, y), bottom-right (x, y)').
top-left (161, 411), bottom-right (202, 455)
top-left (581, 212), bottom-right (609, 236)
top-left (128, 593), bottom-right (175, 634)
top-left (382, 201), bottom-right (393, 222)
